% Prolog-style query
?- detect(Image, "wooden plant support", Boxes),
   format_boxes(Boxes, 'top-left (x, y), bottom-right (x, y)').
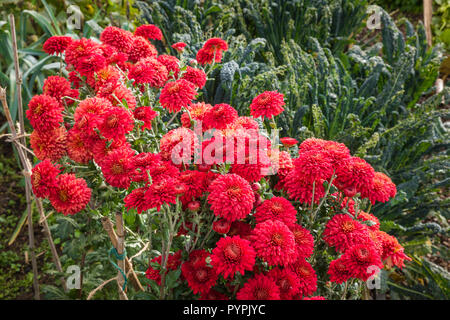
top-left (0, 15), bottom-right (67, 296)
top-left (423, 0), bottom-right (433, 48)
top-left (100, 216), bottom-right (144, 293)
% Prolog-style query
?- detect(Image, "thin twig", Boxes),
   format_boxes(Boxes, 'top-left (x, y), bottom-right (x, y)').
top-left (87, 277), bottom-right (117, 300)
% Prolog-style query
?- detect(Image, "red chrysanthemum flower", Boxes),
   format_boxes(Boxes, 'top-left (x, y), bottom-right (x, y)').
top-left (76, 53), bottom-right (107, 77)
top-left (266, 267), bottom-right (301, 300)
top-left (236, 273), bottom-right (280, 300)
top-left (171, 42), bottom-right (187, 52)
top-left (134, 24), bottom-right (163, 41)
top-left (253, 197), bottom-right (298, 227)
top-left (328, 257), bottom-right (352, 284)
top-left (289, 224), bottom-right (314, 259)
top-left (91, 138), bottom-right (130, 166)
top-left (31, 159), bottom-right (60, 198)
top-left (73, 97), bottom-right (111, 135)
top-left (48, 173), bottom-right (91, 215)
top-left (212, 219), bottom-right (232, 234)
top-left (288, 259), bottom-right (317, 297)
top-left (98, 107), bottom-right (134, 140)
top-left (340, 243), bottom-right (383, 281)
top-left (97, 84), bottom-right (137, 111)
top-left (128, 35), bottom-right (158, 63)
top-left (232, 116), bottom-right (259, 131)
top-left (145, 251), bottom-right (182, 285)
top-left (30, 126), bottom-right (67, 162)
top-left (203, 103), bottom-right (238, 130)
top-left (356, 211), bottom-right (380, 231)
top-left (94, 65), bottom-right (121, 92)
top-left (280, 137), bottom-right (298, 148)
top-left (182, 250), bottom-right (218, 294)
top-left (43, 36), bottom-right (73, 55)
top-left (100, 146), bottom-right (135, 189)
top-left (250, 91), bottom-right (285, 119)
top-left (159, 127), bottom-right (198, 164)
top-left (323, 214), bottom-right (372, 253)
top-left (299, 138), bottom-right (351, 169)
top-left (65, 38), bottom-right (103, 69)
top-left (159, 79), bottom-right (198, 113)
top-left (42, 76), bottom-right (79, 106)
top-left (157, 55), bottom-right (180, 79)
top-left (181, 66), bottom-right (207, 89)
top-left (199, 289), bottom-right (228, 300)
top-left (128, 57), bottom-right (169, 88)
top-left (66, 128), bottom-right (93, 164)
top-left (181, 102), bottom-right (212, 130)
top-left (207, 174), bottom-right (254, 222)
top-left (124, 187), bottom-right (148, 214)
top-left (100, 26), bottom-right (134, 53)
top-left (178, 170), bottom-right (207, 205)
top-left (144, 177), bottom-right (180, 211)
top-left (211, 236), bottom-right (256, 279)
top-left (334, 156), bottom-right (375, 197)
top-left (203, 38), bottom-right (228, 53)
top-left (283, 172), bottom-right (325, 205)
top-left (134, 106), bottom-right (158, 131)
top-left (250, 219), bottom-right (297, 266)
top-left (196, 47), bottom-right (223, 65)
top-left (376, 231), bottom-right (411, 269)
top-left (26, 94), bottom-right (64, 132)
top-left (291, 150), bottom-right (334, 184)
top-left (361, 171), bottom-right (397, 205)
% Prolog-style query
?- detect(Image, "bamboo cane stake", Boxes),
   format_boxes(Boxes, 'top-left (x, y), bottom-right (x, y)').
top-left (0, 88), bottom-right (68, 293)
top-left (100, 216), bottom-right (144, 292)
top-left (423, 0), bottom-right (433, 48)
top-left (115, 213), bottom-right (128, 300)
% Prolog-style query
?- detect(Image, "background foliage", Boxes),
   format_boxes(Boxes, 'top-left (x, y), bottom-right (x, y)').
top-left (0, 0), bottom-right (449, 299)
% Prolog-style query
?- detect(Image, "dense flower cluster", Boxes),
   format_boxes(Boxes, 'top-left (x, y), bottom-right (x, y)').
top-left (30, 25), bottom-right (410, 300)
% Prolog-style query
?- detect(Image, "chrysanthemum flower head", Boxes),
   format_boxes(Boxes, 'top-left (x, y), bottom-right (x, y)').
top-left (172, 42), bottom-right (187, 52)
top-left (211, 236), bottom-right (256, 279)
top-left (159, 127), bottom-right (198, 164)
top-left (144, 177), bottom-right (181, 211)
top-left (30, 126), bottom-right (67, 162)
top-left (134, 106), bottom-right (158, 131)
top-left (26, 94), bottom-right (64, 132)
top-left (66, 128), bottom-right (93, 164)
top-left (334, 156), bottom-right (375, 197)
top-left (128, 57), bottom-right (169, 88)
top-left (181, 102), bottom-right (212, 130)
top-left (340, 243), bottom-right (383, 281)
top-left (362, 172), bottom-right (397, 205)
top-left (328, 257), bottom-right (352, 284)
top-left (253, 197), bottom-right (298, 227)
top-left (266, 267), bottom-right (301, 300)
top-left (98, 106), bottom-right (134, 140)
top-left (100, 26), bottom-right (134, 53)
top-left (182, 250), bottom-right (218, 294)
top-left (251, 219), bottom-right (297, 266)
top-left (207, 174), bottom-right (254, 222)
top-left (181, 66), bottom-right (207, 89)
top-left (145, 251), bottom-right (182, 285)
top-left (42, 76), bottom-right (79, 106)
top-left (290, 224), bottom-right (314, 259)
top-left (250, 91), bottom-right (285, 119)
top-left (288, 259), bottom-right (317, 297)
top-left (43, 36), bottom-right (73, 55)
top-left (236, 273), bottom-right (280, 300)
top-left (128, 35), bottom-right (158, 63)
top-left (157, 55), bottom-right (180, 79)
top-left (203, 103), bottom-right (238, 130)
top-left (134, 24), bottom-right (163, 41)
top-left (100, 146), bottom-right (135, 189)
top-left (49, 173), bottom-right (91, 215)
top-left (31, 159), bottom-right (61, 198)
top-left (159, 79), bottom-right (198, 113)
top-left (323, 214), bottom-right (372, 253)
top-left (280, 137), bottom-right (298, 148)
